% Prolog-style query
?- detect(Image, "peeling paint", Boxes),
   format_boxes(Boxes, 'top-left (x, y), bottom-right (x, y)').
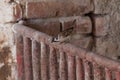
top-left (0, 46), bottom-right (11, 63)
top-left (0, 63), bottom-right (5, 68)
top-left (0, 64), bottom-right (11, 80)
top-left (0, 46), bottom-right (12, 80)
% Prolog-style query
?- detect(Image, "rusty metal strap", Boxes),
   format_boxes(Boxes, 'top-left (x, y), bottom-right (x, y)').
top-left (13, 23), bottom-right (120, 71)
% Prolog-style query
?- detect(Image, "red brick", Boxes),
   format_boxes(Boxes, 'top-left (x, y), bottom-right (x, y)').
top-left (93, 16), bottom-right (107, 36)
top-left (25, 20), bottom-right (61, 36)
top-left (75, 17), bottom-right (92, 34)
top-left (63, 19), bottom-right (76, 31)
top-left (69, 36), bottom-right (93, 50)
top-left (25, 0), bottom-right (94, 18)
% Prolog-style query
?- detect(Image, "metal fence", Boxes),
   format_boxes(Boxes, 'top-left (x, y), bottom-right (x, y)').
top-left (13, 23), bottom-right (120, 80)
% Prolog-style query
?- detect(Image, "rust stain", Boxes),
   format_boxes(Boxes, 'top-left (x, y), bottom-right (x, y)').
top-left (0, 46), bottom-right (11, 80)
top-left (0, 46), bottom-right (11, 63)
top-left (0, 32), bottom-right (6, 45)
top-left (0, 64), bottom-right (11, 80)
top-left (0, 40), bottom-right (5, 45)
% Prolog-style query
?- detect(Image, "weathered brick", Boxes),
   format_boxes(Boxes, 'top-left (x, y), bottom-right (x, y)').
top-left (25, 0), bottom-right (94, 18)
top-left (93, 0), bottom-right (113, 14)
top-left (62, 19), bottom-right (76, 31)
top-left (69, 36), bottom-right (93, 50)
top-left (25, 19), bottom-right (61, 36)
top-left (93, 0), bottom-right (120, 60)
top-left (0, 2), bottom-right (22, 23)
top-left (75, 17), bottom-right (92, 34)
top-left (94, 37), bottom-right (120, 60)
top-left (93, 16), bottom-right (108, 36)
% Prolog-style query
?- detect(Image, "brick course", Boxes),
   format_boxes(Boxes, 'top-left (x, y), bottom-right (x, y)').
top-left (75, 17), bottom-right (92, 34)
top-left (93, 16), bottom-right (108, 36)
top-left (93, 0), bottom-right (120, 59)
top-left (25, 0), bottom-right (94, 18)
top-left (25, 19), bottom-right (61, 36)
top-left (24, 16), bottom-right (92, 37)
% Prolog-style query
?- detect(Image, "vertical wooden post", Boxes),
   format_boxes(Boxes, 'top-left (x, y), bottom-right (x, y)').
top-left (24, 37), bottom-right (33, 80)
top-left (41, 42), bottom-right (49, 80)
top-left (49, 47), bottom-right (58, 80)
top-left (93, 64), bottom-right (104, 80)
top-left (16, 34), bottom-right (25, 80)
top-left (76, 57), bottom-right (84, 80)
top-left (84, 61), bottom-right (93, 80)
top-left (105, 68), bottom-right (112, 80)
top-left (59, 51), bottom-right (67, 80)
top-left (32, 40), bottom-right (41, 80)
top-left (68, 55), bottom-right (76, 80)
top-left (115, 71), bottom-right (120, 80)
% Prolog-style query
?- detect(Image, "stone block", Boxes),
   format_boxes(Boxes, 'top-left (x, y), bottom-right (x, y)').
top-left (25, 0), bottom-right (94, 18)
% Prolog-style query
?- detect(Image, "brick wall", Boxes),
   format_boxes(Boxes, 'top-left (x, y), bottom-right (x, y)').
top-left (0, 0), bottom-right (120, 80)
top-left (94, 0), bottom-right (120, 59)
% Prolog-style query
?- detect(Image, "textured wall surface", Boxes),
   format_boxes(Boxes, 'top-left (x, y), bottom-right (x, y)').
top-left (93, 0), bottom-right (120, 59)
top-left (0, 0), bottom-right (120, 80)
top-left (0, 24), bottom-right (17, 80)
